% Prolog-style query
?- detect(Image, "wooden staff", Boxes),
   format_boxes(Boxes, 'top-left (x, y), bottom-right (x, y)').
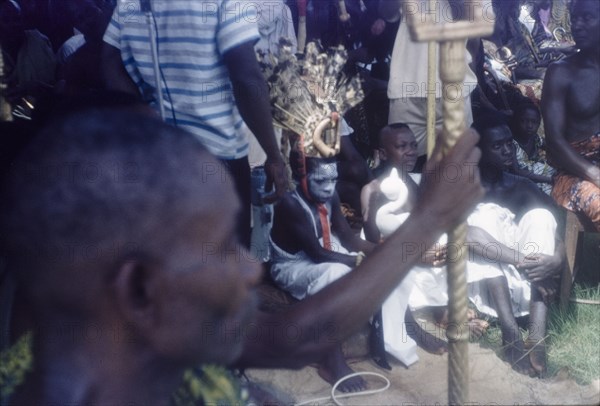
top-left (297, 0), bottom-right (307, 53)
top-left (0, 48), bottom-right (12, 122)
top-left (403, 0), bottom-right (494, 403)
top-left (426, 33), bottom-right (436, 157)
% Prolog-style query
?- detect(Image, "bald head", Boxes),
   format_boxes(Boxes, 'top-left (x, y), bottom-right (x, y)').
top-left (378, 123), bottom-right (411, 148)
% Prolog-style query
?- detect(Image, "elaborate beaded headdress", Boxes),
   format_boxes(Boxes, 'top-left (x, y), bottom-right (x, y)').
top-left (258, 40), bottom-right (363, 248)
top-left (258, 39), bottom-right (364, 160)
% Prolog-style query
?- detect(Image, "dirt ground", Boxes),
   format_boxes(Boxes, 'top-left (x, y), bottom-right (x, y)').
top-left (247, 341), bottom-right (600, 405)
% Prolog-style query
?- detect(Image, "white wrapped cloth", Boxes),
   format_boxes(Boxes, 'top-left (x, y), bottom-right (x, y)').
top-left (466, 203), bottom-right (556, 318)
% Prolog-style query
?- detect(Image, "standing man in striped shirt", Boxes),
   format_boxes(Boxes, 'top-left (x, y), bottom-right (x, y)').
top-left (101, 0), bottom-right (287, 247)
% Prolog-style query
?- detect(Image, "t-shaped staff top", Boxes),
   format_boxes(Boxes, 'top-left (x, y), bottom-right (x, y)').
top-left (401, 0), bottom-right (495, 140)
top-left (404, 0), bottom-right (495, 42)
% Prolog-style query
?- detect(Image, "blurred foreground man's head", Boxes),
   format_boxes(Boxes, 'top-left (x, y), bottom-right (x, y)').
top-left (0, 109), bottom-right (262, 403)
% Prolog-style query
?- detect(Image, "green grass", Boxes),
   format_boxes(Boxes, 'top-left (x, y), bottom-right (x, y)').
top-left (478, 229), bottom-right (600, 385)
top-left (546, 284), bottom-right (600, 384)
top-left (478, 284), bottom-right (600, 384)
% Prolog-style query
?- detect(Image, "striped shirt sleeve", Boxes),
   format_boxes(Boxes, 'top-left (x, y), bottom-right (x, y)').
top-left (103, 1), bottom-right (125, 49)
top-left (217, 0), bottom-right (260, 55)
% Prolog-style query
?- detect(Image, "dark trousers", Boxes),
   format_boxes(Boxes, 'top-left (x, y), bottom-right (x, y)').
top-left (220, 156), bottom-right (251, 249)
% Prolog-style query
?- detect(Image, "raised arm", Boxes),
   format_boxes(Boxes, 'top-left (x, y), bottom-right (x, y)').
top-left (223, 42), bottom-right (287, 202)
top-left (541, 62), bottom-right (600, 187)
top-left (101, 43), bottom-right (140, 97)
top-left (237, 129), bottom-right (484, 369)
top-left (330, 193), bottom-right (375, 254)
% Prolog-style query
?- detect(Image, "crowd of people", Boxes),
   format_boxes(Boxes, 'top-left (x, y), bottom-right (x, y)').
top-left (0, 0), bottom-right (598, 404)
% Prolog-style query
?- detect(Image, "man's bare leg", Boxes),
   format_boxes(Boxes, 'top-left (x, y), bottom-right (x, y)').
top-left (526, 285), bottom-right (550, 377)
top-left (317, 346), bottom-right (367, 392)
top-left (405, 308), bottom-right (448, 354)
top-left (487, 276), bottom-right (535, 375)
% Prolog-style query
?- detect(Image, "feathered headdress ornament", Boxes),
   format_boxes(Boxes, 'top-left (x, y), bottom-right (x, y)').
top-left (258, 39), bottom-right (364, 158)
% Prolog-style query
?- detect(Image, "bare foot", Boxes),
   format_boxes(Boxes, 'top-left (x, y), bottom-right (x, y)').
top-left (433, 307), bottom-right (479, 327)
top-left (504, 340), bottom-right (536, 376)
top-left (468, 319), bottom-right (489, 339)
top-left (316, 349), bottom-right (367, 393)
top-left (415, 330), bottom-right (448, 354)
top-left (406, 308), bottom-right (447, 354)
top-left (525, 339), bottom-right (547, 377)
top-left (432, 307), bottom-right (488, 340)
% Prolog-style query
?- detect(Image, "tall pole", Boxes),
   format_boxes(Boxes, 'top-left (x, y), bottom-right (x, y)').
top-left (439, 38), bottom-right (470, 405)
top-left (426, 41), bottom-right (436, 156)
top-left (403, 1), bottom-right (494, 404)
top-left (426, 0), bottom-right (436, 157)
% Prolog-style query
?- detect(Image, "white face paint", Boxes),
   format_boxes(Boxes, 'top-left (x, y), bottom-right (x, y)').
top-left (306, 162), bottom-right (338, 203)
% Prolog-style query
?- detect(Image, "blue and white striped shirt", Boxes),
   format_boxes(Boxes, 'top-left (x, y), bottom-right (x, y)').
top-left (104, 0), bottom-right (261, 159)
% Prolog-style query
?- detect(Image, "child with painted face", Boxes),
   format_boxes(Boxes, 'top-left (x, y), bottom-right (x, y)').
top-left (269, 154), bottom-right (375, 392)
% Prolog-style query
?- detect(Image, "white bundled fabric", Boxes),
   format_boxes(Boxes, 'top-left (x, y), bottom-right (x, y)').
top-left (269, 191), bottom-right (357, 301)
top-left (466, 203), bottom-right (557, 318)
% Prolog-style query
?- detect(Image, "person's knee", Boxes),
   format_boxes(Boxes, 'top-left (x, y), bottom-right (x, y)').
top-left (520, 208), bottom-right (558, 235)
top-left (487, 276), bottom-right (514, 305)
top-left (523, 208), bottom-right (556, 229)
top-left (488, 275), bottom-right (509, 289)
top-left (328, 264), bottom-right (353, 283)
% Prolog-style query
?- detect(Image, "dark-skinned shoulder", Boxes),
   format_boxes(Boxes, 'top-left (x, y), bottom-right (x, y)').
top-left (274, 190), bottom-right (305, 214)
top-left (545, 55), bottom-right (577, 78)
